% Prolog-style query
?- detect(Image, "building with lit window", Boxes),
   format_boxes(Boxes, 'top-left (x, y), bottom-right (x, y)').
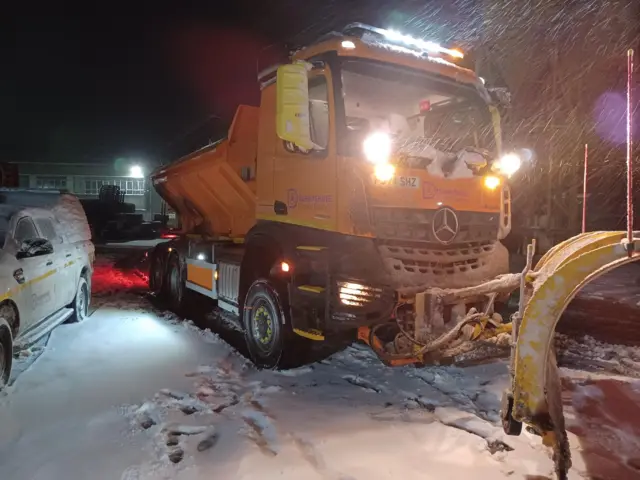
top-left (12, 161), bottom-right (164, 220)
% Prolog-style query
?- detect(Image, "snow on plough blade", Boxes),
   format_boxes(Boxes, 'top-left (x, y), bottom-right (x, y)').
top-left (357, 273), bottom-right (520, 367)
top-left (500, 231), bottom-right (640, 480)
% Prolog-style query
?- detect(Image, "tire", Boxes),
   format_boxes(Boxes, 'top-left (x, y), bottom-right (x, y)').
top-left (167, 253), bottom-right (186, 314)
top-left (242, 278), bottom-right (308, 369)
top-left (0, 318), bottom-right (13, 389)
top-left (69, 276), bottom-right (90, 323)
top-left (149, 251), bottom-right (165, 294)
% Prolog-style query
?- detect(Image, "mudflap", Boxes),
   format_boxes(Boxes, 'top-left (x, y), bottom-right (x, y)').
top-left (505, 231), bottom-right (640, 480)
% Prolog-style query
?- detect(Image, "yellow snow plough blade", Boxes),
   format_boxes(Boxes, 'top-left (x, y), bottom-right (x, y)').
top-left (503, 231), bottom-right (640, 479)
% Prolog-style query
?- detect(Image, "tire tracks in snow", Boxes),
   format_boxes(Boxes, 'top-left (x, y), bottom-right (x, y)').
top-left (409, 368), bottom-right (500, 423)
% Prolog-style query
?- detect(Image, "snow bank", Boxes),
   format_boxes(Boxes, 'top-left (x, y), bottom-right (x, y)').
top-left (557, 334), bottom-right (640, 378)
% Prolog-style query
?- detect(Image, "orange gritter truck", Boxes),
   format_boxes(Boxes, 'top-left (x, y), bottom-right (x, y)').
top-left (149, 24), bottom-right (523, 368)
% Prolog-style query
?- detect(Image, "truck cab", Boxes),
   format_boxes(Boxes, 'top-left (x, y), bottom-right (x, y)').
top-left (257, 24), bottom-right (515, 290)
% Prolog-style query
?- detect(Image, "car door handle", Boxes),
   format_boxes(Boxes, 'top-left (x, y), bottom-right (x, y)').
top-left (66, 254), bottom-right (72, 258)
top-left (46, 260), bottom-right (53, 266)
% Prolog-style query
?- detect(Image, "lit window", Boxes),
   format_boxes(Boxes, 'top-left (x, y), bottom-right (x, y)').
top-left (36, 176), bottom-right (67, 190)
top-left (84, 177), bottom-right (145, 196)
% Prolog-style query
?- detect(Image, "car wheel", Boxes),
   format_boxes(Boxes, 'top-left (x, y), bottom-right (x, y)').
top-left (167, 254), bottom-right (186, 314)
top-left (0, 318), bottom-right (13, 389)
top-left (69, 276), bottom-right (90, 323)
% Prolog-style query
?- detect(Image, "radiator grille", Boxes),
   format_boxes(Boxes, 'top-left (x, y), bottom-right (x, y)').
top-left (371, 207), bottom-right (499, 244)
top-left (378, 240), bottom-right (509, 290)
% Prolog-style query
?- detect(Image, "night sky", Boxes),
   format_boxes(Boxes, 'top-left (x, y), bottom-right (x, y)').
top-left (5, 1), bottom-right (636, 171)
top-left (3, 2), bottom-right (275, 165)
top-left (3, 1), bottom-right (456, 166)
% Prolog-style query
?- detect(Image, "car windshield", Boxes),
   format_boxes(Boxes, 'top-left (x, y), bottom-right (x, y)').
top-left (340, 59), bottom-right (496, 159)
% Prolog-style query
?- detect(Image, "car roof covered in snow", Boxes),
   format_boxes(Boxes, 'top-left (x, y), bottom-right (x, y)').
top-left (0, 188), bottom-right (65, 208)
top-left (0, 204), bottom-right (53, 219)
top-left (0, 189), bottom-right (91, 243)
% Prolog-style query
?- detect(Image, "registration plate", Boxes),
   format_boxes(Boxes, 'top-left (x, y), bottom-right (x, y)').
top-left (372, 175), bottom-right (420, 188)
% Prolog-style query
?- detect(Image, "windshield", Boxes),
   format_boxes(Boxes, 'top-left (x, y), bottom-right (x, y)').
top-left (340, 59), bottom-right (496, 160)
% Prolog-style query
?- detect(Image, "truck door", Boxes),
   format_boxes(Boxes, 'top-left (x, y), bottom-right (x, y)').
top-left (12, 216), bottom-right (57, 327)
top-left (272, 69), bottom-right (338, 231)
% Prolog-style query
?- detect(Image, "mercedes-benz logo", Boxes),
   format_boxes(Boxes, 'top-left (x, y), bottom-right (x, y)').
top-left (432, 207), bottom-right (459, 245)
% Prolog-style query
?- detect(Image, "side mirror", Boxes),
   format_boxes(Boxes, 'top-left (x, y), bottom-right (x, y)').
top-left (276, 62), bottom-right (316, 151)
top-left (17, 238), bottom-right (54, 259)
top-left (487, 87), bottom-right (511, 109)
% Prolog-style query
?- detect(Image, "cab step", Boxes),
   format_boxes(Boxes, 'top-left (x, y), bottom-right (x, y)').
top-left (293, 328), bottom-right (325, 341)
top-left (297, 285), bottom-right (325, 294)
top-left (296, 246), bottom-right (327, 252)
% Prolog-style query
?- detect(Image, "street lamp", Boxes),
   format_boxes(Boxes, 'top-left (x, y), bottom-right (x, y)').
top-left (130, 165), bottom-right (144, 178)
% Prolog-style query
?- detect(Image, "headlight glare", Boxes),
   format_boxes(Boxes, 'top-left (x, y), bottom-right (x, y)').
top-left (374, 163), bottom-right (395, 182)
top-left (363, 132), bottom-right (392, 164)
top-left (493, 153), bottom-right (522, 177)
top-left (484, 175), bottom-right (501, 190)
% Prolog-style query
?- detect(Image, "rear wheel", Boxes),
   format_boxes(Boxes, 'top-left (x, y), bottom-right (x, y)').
top-left (243, 279), bottom-right (308, 369)
top-left (0, 318), bottom-right (13, 389)
top-left (149, 251), bottom-right (165, 294)
top-left (167, 253), bottom-right (186, 314)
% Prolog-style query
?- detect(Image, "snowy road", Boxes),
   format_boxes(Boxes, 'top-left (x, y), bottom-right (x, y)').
top-left (1, 256), bottom-right (639, 479)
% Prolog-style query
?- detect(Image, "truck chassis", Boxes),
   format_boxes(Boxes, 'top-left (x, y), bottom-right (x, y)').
top-left (149, 222), bottom-right (518, 368)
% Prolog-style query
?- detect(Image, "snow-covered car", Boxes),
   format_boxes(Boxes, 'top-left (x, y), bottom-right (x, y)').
top-left (0, 191), bottom-right (94, 388)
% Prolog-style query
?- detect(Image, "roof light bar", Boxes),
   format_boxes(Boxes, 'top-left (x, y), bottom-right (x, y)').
top-left (343, 23), bottom-right (463, 59)
top-left (382, 29), bottom-right (463, 59)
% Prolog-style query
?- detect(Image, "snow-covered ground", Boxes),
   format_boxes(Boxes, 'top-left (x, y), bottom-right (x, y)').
top-left (1, 255), bottom-right (640, 480)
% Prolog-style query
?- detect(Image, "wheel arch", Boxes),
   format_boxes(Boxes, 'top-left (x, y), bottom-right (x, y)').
top-left (240, 226), bottom-right (290, 317)
top-left (79, 263), bottom-right (92, 293)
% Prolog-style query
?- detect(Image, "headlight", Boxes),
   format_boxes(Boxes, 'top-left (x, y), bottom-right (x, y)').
top-left (363, 132), bottom-right (392, 164)
top-left (484, 175), bottom-right (501, 190)
top-left (339, 282), bottom-right (365, 306)
top-left (493, 153), bottom-right (522, 177)
top-left (374, 163), bottom-right (395, 182)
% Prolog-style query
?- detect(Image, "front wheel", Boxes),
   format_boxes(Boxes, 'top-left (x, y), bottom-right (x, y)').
top-left (243, 279), bottom-right (308, 369)
top-left (0, 318), bottom-right (13, 389)
top-left (69, 276), bottom-right (90, 323)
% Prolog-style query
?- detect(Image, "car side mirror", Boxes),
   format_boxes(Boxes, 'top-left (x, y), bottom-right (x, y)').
top-left (16, 238), bottom-right (54, 259)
